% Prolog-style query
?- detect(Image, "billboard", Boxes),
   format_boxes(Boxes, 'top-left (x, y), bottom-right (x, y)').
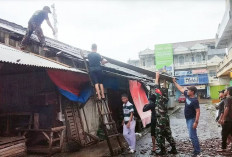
top-left (155, 44), bottom-right (173, 75)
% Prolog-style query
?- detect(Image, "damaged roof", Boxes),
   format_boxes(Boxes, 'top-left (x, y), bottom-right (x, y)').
top-left (0, 18), bottom-right (173, 82)
top-left (0, 43), bottom-right (86, 73)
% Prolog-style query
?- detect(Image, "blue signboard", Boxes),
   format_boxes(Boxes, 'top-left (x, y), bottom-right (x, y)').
top-left (177, 74), bottom-right (208, 86)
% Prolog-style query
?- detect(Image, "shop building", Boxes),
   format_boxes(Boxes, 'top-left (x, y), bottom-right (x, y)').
top-left (216, 0), bottom-right (232, 89)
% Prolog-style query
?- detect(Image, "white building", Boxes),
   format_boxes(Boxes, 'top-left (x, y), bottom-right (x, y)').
top-left (216, 0), bottom-right (232, 84)
top-left (127, 48), bottom-right (156, 71)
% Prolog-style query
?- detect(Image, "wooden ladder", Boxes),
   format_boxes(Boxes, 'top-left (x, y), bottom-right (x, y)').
top-left (64, 103), bottom-right (99, 146)
top-left (80, 51), bottom-right (123, 156)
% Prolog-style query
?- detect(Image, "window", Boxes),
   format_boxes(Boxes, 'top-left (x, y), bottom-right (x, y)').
top-left (185, 55), bottom-right (190, 62)
top-left (196, 54), bottom-right (202, 63)
top-left (192, 56), bottom-right (195, 62)
top-left (209, 70), bottom-right (216, 77)
top-left (202, 54), bottom-right (205, 61)
top-left (179, 56), bottom-right (184, 65)
top-left (142, 60), bottom-right (145, 66)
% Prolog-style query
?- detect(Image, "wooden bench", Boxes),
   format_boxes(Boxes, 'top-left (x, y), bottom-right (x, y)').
top-left (17, 126), bottom-right (65, 156)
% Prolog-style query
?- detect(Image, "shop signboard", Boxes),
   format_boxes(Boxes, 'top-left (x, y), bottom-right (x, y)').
top-left (184, 77), bottom-right (199, 84)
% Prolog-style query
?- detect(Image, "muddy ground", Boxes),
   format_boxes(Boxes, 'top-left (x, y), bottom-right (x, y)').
top-left (118, 103), bottom-right (232, 157)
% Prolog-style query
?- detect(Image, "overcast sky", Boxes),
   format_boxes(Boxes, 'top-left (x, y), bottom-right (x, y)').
top-left (0, 0), bottom-right (226, 62)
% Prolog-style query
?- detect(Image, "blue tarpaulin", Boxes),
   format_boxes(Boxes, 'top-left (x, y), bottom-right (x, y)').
top-left (58, 85), bottom-right (93, 104)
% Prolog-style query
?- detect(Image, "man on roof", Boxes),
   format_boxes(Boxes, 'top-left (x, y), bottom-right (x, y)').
top-left (20, 6), bottom-right (55, 51)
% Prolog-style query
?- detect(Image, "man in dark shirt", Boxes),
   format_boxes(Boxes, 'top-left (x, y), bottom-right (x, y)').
top-left (218, 87), bottom-right (232, 152)
top-left (143, 91), bottom-right (157, 154)
top-left (173, 79), bottom-right (201, 156)
top-left (87, 44), bottom-right (108, 100)
top-left (21, 6), bottom-right (55, 50)
top-left (216, 90), bottom-right (225, 122)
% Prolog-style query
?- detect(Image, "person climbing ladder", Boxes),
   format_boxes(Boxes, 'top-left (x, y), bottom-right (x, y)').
top-left (87, 44), bottom-right (108, 100)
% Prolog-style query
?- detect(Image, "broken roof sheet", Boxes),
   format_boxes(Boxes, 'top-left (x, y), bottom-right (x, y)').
top-left (0, 43), bottom-right (86, 74)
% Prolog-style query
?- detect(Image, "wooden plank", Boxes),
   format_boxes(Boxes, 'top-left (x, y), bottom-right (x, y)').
top-left (0, 145), bottom-right (25, 156)
top-left (0, 140), bottom-right (26, 149)
top-left (0, 143), bottom-right (25, 155)
top-left (0, 137), bottom-right (25, 146)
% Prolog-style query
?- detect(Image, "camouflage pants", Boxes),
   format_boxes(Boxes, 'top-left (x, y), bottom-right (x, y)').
top-left (21, 21), bottom-right (45, 47)
top-left (155, 115), bottom-right (176, 150)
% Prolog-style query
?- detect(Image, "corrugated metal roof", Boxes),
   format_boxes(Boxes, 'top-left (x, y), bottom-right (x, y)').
top-left (0, 44), bottom-right (86, 74)
top-left (0, 18), bottom-right (173, 82)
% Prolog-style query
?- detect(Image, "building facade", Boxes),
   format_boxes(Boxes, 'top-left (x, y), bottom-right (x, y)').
top-left (216, 0), bottom-right (232, 89)
top-left (128, 40), bottom-right (226, 100)
top-left (127, 48), bottom-right (155, 71)
top-left (173, 39), bottom-right (226, 99)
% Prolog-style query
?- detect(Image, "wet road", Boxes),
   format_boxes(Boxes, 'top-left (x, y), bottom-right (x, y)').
top-left (120, 104), bottom-right (232, 157)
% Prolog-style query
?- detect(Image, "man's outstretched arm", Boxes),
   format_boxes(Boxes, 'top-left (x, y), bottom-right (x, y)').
top-left (173, 78), bottom-right (185, 93)
top-left (155, 72), bottom-right (160, 85)
top-left (46, 19), bottom-right (55, 35)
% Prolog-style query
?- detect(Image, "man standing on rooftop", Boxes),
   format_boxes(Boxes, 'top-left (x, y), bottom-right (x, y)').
top-left (20, 6), bottom-right (55, 50)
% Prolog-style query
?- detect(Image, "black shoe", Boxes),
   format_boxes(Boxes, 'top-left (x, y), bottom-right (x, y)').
top-left (155, 149), bottom-right (166, 155)
top-left (168, 147), bottom-right (178, 154)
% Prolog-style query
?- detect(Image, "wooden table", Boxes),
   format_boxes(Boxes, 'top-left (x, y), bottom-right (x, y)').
top-left (17, 126), bottom-right (65, 156)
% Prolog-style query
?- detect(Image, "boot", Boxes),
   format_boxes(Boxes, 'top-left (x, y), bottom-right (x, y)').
top-left (168, 146), bottom-right (178, 154)
top-left (156, 148), bottom-right (166, 155)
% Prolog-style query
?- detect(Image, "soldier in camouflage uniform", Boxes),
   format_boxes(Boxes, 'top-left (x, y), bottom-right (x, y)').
top-left (155, 72), bottom-right (178, 155)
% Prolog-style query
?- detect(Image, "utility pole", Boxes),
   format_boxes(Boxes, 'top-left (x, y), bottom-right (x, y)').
top-left (51, 4), bottom-right (58, 40)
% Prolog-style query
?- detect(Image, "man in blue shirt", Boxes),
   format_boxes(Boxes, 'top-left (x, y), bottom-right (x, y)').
top-left (87, 44), bottom-right (108, 100)
top-left (173, 78), bottom-right (201, 156)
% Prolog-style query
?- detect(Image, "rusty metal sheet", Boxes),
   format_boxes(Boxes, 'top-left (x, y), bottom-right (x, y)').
top-left (0, 44), bottom-right (86, 73)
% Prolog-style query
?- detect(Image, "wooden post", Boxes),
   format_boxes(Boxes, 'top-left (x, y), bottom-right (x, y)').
top-left (82, 107), bottom-right (90, 133)
top-left (16, 41), bottom-right (20, 49)
top-left (4, 33), bottom-right (9, 45)
top-left (39, 46), bottom-right (45, 56)
top-left (49, 132), bottom-right (54, 156)
top-left (34, 113), bottom-right (39, 129)
top-left (60, 129), bottom-right (64, 150)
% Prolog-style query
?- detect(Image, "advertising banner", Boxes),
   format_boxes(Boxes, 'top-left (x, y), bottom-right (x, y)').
top-left (155, 44), bottom-right (173, 75)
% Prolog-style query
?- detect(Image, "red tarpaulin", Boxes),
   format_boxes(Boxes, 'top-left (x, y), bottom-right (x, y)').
top-left (129, 80), bottom-right (151, 127)
top-left (47, 69), bottom-right (89, 96)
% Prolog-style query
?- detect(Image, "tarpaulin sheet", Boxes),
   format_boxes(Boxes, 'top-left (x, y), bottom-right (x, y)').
top-left (129, 80), bottom-right (151, 127)
top-left (47, 69), bottom-right (92, 103)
